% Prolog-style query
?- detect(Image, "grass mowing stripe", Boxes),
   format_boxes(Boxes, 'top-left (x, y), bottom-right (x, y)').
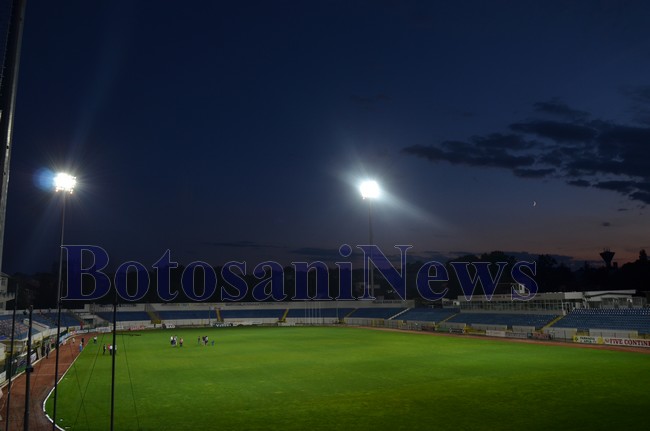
top-left (46, 327), bottom-right (650, 431)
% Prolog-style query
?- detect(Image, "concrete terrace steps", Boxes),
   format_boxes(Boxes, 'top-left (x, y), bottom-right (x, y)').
top-left (542, 314), bottom-right (565, 330)
top-left (145, 304), bottom-right (162, 324)
top-left (389, 308), bottom-right (412, 320)
top-left (437, 312), bottom-right (460, 325)
top-left (68, 309), bottom-right (86, 327)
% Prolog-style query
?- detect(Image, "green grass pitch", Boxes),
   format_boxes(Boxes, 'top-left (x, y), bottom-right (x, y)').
top-left (46, 326), bottom-right (650, 430)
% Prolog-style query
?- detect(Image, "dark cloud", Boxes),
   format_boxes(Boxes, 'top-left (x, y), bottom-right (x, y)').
top-left (534, 99), bottom-right (589, 120)
top-left (403, 142), bottom-right (535, 170)
top-left (403, 100), bottom-right (650, 204)
top-left (598, 124), bottom-right (650, 146)
top-left (630, 191), bottom-right (650, 203)
top-left (592, 180), bottom-right (636, 194)
top-left (510, 120), bottom-right (597, 143)
top-left (473, 133), bottom-right (536, 150)
top-left (601, 222), bottom-right (611, 227)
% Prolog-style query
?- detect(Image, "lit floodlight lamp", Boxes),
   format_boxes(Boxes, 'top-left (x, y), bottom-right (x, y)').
top-left (359, 180), bottom-right (380, 200)
top-left (54, 172), bottom-right (76, 193)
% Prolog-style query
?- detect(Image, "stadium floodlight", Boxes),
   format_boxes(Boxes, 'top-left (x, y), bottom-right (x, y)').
top-left (359, 180), bottom-right (380, 299)
top-left (52, 171), bottom-right (76, 429)
top-left (53, 172), bottom-right (76, 193)
top-left (359, 180), bottom-right (380, 200)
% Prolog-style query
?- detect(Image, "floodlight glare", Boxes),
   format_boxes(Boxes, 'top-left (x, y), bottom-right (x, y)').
top-left (359, 180), bottom-right (380, 199)
top-left (54, 172), bottom-right (76, 193)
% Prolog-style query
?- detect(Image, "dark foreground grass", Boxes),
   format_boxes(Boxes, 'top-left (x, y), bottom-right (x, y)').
top-left (46, 326), bottom-right (650, 431)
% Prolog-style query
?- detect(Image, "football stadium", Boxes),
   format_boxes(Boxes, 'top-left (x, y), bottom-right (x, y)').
top-left (2, 1), bottom-right (650, 430)
top-left (1, 289), bottom-right (649, 430)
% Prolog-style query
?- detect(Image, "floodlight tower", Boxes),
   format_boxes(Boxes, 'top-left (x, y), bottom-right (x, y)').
top-left (0, 0), bottom-right (28, 313)
top-left (360, 180), bottom-right (380, 299)
top-left (52, 172), bottom-right (76, 430)
top-left (0, 0), bottom-right (27, 263)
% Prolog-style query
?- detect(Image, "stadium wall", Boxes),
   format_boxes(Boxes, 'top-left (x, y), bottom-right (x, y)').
top-left (542, 327), bottom-right (576, 340)
top-left (589, 329), bottom-right (638, 338)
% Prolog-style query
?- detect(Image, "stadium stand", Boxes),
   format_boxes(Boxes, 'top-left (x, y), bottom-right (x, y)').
top-left (158, 309), bottom-right (218, 321)
top-left (0, 315), bottom-right (31, 338)
top-left (285, 308), bottom-right (355, 319)
top-left (551, 308), bottom-right (650, 334)
top-left (445, 312), bottom-right (559, 330)
top-left (220, 309), bottom-right (285, 319)
top-left (395, 308), bottom-right (459, 322)
top-left (348, 307), bottom-right (407, 319)
top-left (38, 311), bottom-right (82, 328)
top-left (32, 313), bottom-right (56, 328)
top-left (95, 311), bottom-right (151, 322)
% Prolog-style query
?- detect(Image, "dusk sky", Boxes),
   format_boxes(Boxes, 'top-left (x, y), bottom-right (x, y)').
top-left (3, 0), bottom-right (650, 274)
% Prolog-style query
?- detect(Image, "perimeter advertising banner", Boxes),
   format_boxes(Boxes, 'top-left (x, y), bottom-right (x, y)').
top-left (602, 337), bottom-right (650, 348)
top-left (485, 330), bottom-right (506, 338)
top-left (573, 336), bottom-right (650, 348)
top-left (573, 335), bottom-right (602, 344)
